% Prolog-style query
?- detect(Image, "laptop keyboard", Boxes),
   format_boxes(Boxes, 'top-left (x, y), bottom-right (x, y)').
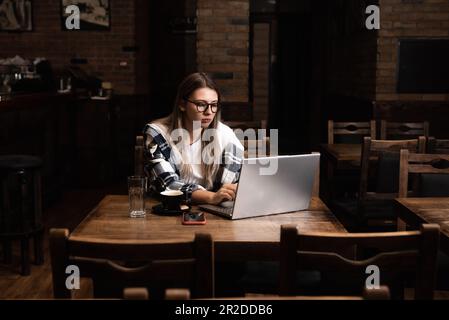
top-left (199, 204), bottom-right (233, 218)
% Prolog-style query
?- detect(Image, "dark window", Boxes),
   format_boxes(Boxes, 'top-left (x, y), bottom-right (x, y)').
top-left (397, 39), bottom-right (449, 93)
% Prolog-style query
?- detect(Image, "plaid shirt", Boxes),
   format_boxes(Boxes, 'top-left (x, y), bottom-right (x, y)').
top-left (143, 122), bottom-right (243, 200)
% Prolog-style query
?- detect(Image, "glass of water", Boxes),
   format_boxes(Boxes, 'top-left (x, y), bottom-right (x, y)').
top-left (128, 176), bottom-right (147, 218)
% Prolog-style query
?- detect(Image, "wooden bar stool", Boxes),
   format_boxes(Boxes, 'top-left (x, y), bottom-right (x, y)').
top-left (0, 155), bottom-right (44, 275)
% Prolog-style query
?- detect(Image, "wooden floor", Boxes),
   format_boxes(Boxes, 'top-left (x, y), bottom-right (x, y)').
top-left (1, 184), bottom-right (448, 300)
top-left (0, 184), bottom-right (127, 299)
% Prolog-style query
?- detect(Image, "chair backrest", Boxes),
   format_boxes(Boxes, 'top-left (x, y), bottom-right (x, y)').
top-left (279, 224), bottom-right (440, 299)
top-left (123, 287), bottom-right (150, 300)
top-left (328, 120), bottom-right (376, 144)
top-left (135, 135), bottom-right (144, 176)
top-left (123, 287), bottom-right (191, 300)
top-left (243, 137), bottom-right (271, 158)
top-left (399, 150), bottom-right (449, 198)
top-left (380, 121), bottom-right (429, 140)
top-left (359, 137), bottom-right (426, 201)
top-left (228, 120), bottom-right (270, 158)
top-left (224, 120), bottom-right (266, 131)
top-left (427, 137), bottom-right (449, 154)
top-left (125, 286), bottom-right (391, 300)
top-left (49, 228), bottom-right (214, 299)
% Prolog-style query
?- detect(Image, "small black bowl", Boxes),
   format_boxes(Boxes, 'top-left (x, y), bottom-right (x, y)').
top-left (152, 203), bottom-right (191, 216)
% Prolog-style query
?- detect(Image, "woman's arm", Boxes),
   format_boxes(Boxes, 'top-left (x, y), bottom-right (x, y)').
top-left (143, 124), bottom-right (240, 205)
top-left (195, 127), bottom-right (243, 204)
top-left (143, 124), bottom-right (204, 196)
top-left (192, 184), bottom-right (237, 205)
top-left (191, 190), bottom-right (215, 204)
top-left (216, 141), bottom-right (244, 187)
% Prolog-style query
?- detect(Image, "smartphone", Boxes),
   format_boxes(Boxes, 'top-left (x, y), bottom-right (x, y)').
top-left (182, 211), bottom-right (206, 225)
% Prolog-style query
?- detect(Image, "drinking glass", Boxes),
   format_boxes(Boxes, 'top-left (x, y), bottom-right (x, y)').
top-left (128, 176), bottom-right (147, 218)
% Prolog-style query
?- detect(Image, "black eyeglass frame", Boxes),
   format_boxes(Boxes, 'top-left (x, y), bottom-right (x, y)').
top-left (184, 98), bottom-right (220, 113)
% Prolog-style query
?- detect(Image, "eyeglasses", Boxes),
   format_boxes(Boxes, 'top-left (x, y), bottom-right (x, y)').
top-left (184, 99), bottom-right (220, 113)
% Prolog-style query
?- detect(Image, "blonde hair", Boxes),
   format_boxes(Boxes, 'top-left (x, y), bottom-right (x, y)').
top-left (152, 73), bottom-right (222, 190)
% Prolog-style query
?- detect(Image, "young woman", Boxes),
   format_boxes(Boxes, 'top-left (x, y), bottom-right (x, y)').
top-left (143, 72), bottom-right (244, 205)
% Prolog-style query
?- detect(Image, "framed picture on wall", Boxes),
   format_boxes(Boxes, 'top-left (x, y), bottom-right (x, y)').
top-left (0, 0), bottom-right (33, 31)
top-left (61, 0), bottom-right (110, 31)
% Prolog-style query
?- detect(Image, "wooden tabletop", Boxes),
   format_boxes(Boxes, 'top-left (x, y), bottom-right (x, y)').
top-left (70, 195), bottom-right (347, 262)
top-left (395, 197), bottom-right (449, 255)
top-left (320, 144), bottom-right (362, 163)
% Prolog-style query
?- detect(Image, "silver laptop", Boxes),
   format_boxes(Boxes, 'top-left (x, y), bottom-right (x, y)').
top-left (199, 153), bottom-right (320, 220)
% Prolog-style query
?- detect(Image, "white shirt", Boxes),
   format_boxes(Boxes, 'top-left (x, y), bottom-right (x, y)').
top-left (184, 138), bottom-right (203, 185)
top-left (182, 122), bottom-right (244, 187)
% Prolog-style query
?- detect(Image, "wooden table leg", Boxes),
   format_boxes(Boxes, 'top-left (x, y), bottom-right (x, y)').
top-left (20, 238), bottom-right (30, 276)
top-left (320, 154), bottom-right (336, 203)
top-left (327, 159), bottom-right (336, 203)
top-left (2, 239), bottom-right (12, 263)
top-left (34, 231), bottom-right (44, 265)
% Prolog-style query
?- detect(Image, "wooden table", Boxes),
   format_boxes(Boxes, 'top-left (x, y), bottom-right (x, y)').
top-left (70, 195), bottom-right (347, 262)
top-left (320, 144), bottom-right (361, 201)
top-left (395, 197), bottom-right (449, 255)
top-left (320, 144), bottom-right (362, 167)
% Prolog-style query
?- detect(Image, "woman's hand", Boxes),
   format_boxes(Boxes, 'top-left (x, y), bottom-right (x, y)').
top-left (222, 183), bottom-right (237, 194)
top-left (209, 184), bottom-right (237, 205)
top-left (209, 185), bottom-right (235, 204)
top-left (191, 184), bottom-right (238, 205)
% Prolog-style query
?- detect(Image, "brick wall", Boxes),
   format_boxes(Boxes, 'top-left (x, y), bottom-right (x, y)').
top-left (0, 0), bottom-right (136, 94)
top-left (377, 0), bottom-right (449, 101)
top-left (252, 23), bottom-right (270, 122)
top-left (197, 0), bottom-right (249, 102)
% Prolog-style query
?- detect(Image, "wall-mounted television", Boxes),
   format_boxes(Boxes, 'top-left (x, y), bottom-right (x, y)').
top-left (397, 39), bottom-right (449, 93)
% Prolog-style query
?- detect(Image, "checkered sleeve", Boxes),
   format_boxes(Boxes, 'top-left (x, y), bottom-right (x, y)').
top-left (213, 141), bottom-right (244, 190)
top-left (143, 124), bottom-right (205, 198)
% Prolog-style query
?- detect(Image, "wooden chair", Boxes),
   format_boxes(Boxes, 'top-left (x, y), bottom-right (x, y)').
top-left (49, 229), bottom-right (214, 299)
top-left (224, 120), bottom-right (266, 131)
top-left (124, 287), bottom-right (190, 300)
top-left (123, 287), bottom-right (150, 300)
top-left (243, 137), bottom-right (271, 158)
top-left (242, 286), bottom-right (391, 300)
top-left (228, 120), bottom-right (271, 158)
top-left (399, 150), bottom-right (449, 198)
top-left (398, 150), bottom-right (449, 289)
top-left (328, 120), bottom-right (376, 144)
top-left (380, 121), bottom-right (429, 140)
top-left (326, 121), bottom-right (376, 203)
top-left (427, 137), bottom-right (449, 154)
top-left (125, 286), bottom-right (391, 300)
top-left (356, 137), bottom-right (426, 229)
top-left (279, 224), bottom-right (440, 299)
top-left (135, 135), bottom-right (144, 176)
